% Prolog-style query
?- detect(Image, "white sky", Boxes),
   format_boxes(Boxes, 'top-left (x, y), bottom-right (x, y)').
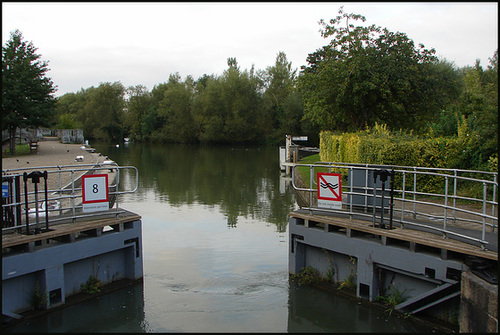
top-left (2, 2), bottom-right (498, 97)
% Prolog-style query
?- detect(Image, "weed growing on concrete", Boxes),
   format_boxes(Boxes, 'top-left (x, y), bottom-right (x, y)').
top-left (375, 286), bottom-right (407, 314)
top-left (337, 256), bottom-right (357, 292)
top-left (291, 266), bottom-right (327, 286)
top-left (31, 281), bottom-right (47, 310)
top-left (81, 275), bottom-right (102, 294)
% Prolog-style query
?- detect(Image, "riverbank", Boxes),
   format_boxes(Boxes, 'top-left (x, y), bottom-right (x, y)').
top-left (2, 138), bottom-right (108, 191)
top-left (2, 137), bottom-right (106, 169)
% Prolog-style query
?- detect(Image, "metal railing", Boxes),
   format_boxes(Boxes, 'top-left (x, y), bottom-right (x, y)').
top-left (292, 162), bottom-right (498, 250)
top-left (2, 162), bottom-right (138, 234)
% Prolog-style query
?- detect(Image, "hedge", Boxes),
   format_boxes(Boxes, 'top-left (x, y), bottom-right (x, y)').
top-left (318, 126), bottom-right (488, 195)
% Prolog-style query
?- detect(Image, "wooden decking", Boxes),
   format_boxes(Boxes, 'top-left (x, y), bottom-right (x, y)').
top-left (290, 211), bottom-right (497, 261)
top-left (2, 210), bottom-right (141, 251)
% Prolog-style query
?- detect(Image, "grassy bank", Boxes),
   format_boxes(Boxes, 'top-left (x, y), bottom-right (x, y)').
top-left (2, 143), bottom-right (30, 157)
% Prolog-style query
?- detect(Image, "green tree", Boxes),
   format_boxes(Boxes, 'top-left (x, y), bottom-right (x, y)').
top-left (156, 73), bottom-right (198, 143)
top-left (2, 29), bottom-right (57, 154)
top-left (456, 52), bottom-right (498, 169)
top-left (55, 113), bottom-right (78, 129)
top-left (193, 58), bottom-right (262, 143)
top-left (258, 51), bottom-right (301, 143)
top-left (78, 82), bottom-right (125, 141)
top-left (299, 7), bottom-right (446, 133)
top-left (125, 85), bottom-right (151, 141)
top-left (54, 92), bottom-right (85, 130)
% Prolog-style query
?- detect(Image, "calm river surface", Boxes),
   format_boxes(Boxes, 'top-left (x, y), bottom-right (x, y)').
top-left (7, 143), bottom-right (437, 332)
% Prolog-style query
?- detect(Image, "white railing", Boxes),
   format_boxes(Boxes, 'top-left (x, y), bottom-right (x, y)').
top-left (292, 162), bottom-right (498, 250)
top-left (2, 162), bottom-right (138, 234)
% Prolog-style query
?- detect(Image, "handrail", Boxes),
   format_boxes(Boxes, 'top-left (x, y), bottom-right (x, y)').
top-left (291, 162), bottom-right (498, 250)
top-left (2, 162), bottom-right (139, 234)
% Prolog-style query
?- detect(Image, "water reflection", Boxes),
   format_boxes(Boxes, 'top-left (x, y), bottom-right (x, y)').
top-left (101, 143), bottom-right (296, 232)
top-left (4, 144), bottom-right (436, 332)
top-left (7, 281), bottom-right (149, 333)
top-left (287, 282), bottom-right (432, 333)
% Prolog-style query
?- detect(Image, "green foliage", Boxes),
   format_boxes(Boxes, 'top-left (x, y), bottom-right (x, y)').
top-left (299, 7), bottom-right (460, 134)
top-left (56, 82), bottom-right (125, 141)
top-left (31, 281), bottom-right (47, 310)
top-left (454, 54), bottom-right (498, 171)
top-left (320, 121), bottom-right (481, 171)
top-left (319, 121), bottom-right (497, 196)
top-left (291, 266), bottom-right (327, 286)
top-left (375, 286), bottom-right (407, 314)
top-left (124, 84), bottom-right (151, 142)
top-left (55, 113), bottom-right (78, 129)
top-left (2, 29), bottom-right (57, 154)
top-left (3, 143), bottom-right (30, 157)
top-left (80, 275), bottom-right (102, 294)
top-left (337, 256), bottom-right (357, 292)
top-left (47, 7), bottom-right (495, 156)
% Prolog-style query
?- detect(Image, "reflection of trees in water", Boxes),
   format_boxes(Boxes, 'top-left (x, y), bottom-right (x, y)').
top-left (99, 143), bottom-right (296, 231)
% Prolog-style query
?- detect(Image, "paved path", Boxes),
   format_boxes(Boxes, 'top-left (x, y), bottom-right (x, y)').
top-left (2, 138), bottom-right (108, 191)
top-left (2, 138), bottom-right (105, 170)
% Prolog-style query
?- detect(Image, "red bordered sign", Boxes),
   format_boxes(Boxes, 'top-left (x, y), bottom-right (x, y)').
top-left (317, 172), bottom-right (342, 209)
top-left (82, 174), bottom-right (109, 212)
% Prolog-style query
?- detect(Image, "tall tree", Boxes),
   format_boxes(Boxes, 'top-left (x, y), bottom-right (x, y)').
top-left (2, 30), bottom-right (57, 154)
top-left (125, 85), bottom-right (151, 141)
top-left (299, 7), bottom-right (443, 132)
top-left (193, 58), bottom-right (262, 143)
top-left (157, 73), bottom-right (198, 143)
top-left (456, 52), bottom-right (498, 169)
top-left (258, 51), bottom-right (307, 144)
top-left (78, 82), bottom-right (125, 141)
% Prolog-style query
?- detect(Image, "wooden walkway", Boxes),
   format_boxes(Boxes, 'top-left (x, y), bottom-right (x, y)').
top-left (2, 210), bottom-right (141, 251)
top-left (290, 210), bottom-right (497, 261)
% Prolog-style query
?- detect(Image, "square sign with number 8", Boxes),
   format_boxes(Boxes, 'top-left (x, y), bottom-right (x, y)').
top-left (82, 174), bottom-right (109, 212)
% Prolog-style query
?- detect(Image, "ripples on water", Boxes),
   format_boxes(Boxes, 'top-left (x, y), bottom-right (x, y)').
top-left (4, 144), bottom-right (436, 333)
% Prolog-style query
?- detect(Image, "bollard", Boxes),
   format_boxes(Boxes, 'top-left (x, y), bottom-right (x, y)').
top-left (373, 169), bottom-right (394, 229)
top-left (23, 171), bottom-right (48, 234)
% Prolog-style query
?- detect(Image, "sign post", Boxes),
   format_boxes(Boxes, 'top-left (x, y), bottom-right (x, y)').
top-left (2, 181), bottom-right (9, 198)
top-left (82, 174), bottom-right (109, 212)
top-left (317, 172), bottom-right (342, 209)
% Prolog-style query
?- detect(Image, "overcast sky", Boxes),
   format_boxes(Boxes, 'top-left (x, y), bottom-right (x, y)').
top-left (2, 2), bottom-right (498, 97)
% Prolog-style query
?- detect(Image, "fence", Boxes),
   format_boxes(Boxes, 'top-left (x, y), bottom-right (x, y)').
top-left (2, 162), bottom-right (138, 234)
top-left (292, 162), bottom-right (498, 250)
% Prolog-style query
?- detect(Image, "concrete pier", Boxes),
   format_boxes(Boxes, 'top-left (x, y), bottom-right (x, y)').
top-left (2, 211), bottom-right (142, 319)
top-left (288, 210), bottom-right (497, 330)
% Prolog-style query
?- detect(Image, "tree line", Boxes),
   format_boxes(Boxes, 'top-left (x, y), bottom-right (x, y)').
top-left (3, 7), bottom-right (498, 168)
top-left (54, 52), bottom-right (316, 146)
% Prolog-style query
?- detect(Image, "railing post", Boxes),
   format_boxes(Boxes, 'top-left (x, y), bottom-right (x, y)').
top-left (309, 165), bottom-right (314, 211)
top-left (389, 168), bottom-right (394, 230)
top-left (372, 169), bottom-right (377, 227)
top-left (401, 171), bottom-right (406, 229)
top-left (364, 164), bottom-right (369, 212)
top-left (492, 174), bottom-right (497, 232)
top-left (413, 167), bottom-right (417, 219)
top-left (43, 171), bottom-right (49, 230)
top-left (482, 182), bottom-right (487, 249)
top-left (71, 170), bottom-right (76, 223)
top-left (115, 166), bottom-right (120, 210)
top-left (14, 175), bottom-right (22, 227)
top-left (349, 166), bottom-right (353, 219)
top-left (453, 170), bottom-right (457, 223)
top-left (443, 176), bottom-right (449, 237)
top-left (23, 172), bottom-right (30, 235)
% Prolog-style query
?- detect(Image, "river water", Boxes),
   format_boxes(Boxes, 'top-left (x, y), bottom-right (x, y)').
top-left (6, 143), bottom-right (436, 332)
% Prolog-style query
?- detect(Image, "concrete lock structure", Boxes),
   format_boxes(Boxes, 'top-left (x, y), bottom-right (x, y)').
top-left (2, 217), bottom-right (142, 317)
top-left (288, 161), bottom-right (497, 331)
top-left (2, 160), bottom-right (142, 322)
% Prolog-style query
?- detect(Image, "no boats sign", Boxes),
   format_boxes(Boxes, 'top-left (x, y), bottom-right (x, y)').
top-left (317, 172), bottom-right (342, 210)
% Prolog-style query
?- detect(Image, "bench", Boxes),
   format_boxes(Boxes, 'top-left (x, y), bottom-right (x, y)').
top-left (29, 141), bottom-right (38, 154)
